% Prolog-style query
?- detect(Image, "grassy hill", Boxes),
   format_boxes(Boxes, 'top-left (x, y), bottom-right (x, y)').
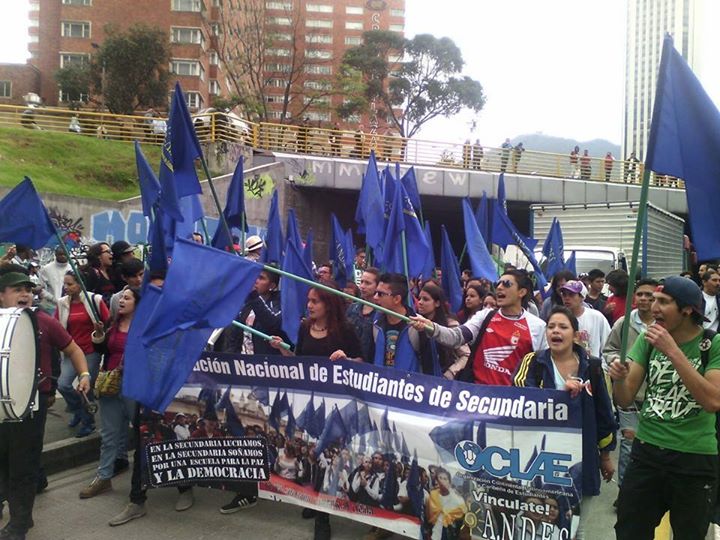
top-left (0, 126), bottom-right (162, 201)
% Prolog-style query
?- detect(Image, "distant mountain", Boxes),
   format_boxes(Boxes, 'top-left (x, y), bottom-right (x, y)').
top-left (510, 133), bottom-right (621, 158)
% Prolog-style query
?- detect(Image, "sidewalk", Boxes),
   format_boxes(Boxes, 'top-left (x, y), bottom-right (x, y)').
top-left (42, 397), bottom-right (101, 475)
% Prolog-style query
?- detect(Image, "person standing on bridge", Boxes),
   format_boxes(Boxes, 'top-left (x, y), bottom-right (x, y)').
top-left (604, 152), bottom-right (615, 182)
top-left (511, 142), bottom-right (524, 173)
top-left (570, 145), bottom-right (581, 178)
top-left (472, 139), bottom-right (484, 170)
top-left (500, 138), bottom-right (512, 172)
top-left (580, 149), bottom-right (592, 180)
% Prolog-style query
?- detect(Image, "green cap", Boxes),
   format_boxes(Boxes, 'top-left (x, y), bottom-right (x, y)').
top-left (0, 272), bottom-right (35, 290)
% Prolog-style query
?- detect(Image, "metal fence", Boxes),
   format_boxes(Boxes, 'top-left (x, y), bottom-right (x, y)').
top-left (0, 103), bottom-right (683, 188)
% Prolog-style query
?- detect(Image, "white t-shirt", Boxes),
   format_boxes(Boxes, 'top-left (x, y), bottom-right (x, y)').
top-left (576, 307), bottom-right (611, 359)
top-left (703, 292), bottom-right (719, 332)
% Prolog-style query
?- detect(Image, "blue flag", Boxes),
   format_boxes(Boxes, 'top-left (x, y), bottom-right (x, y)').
top-left (368, 421), bottom-right (380, 450)
top-left (462, 198), bottom-right (498, 281)
top-left (401, 166), bottom-right (422, 218)
top-left (491, 201), bottom-right (537, 252)
top-left (497, 172), bottom-right (507, 213)
top-left (429, 419), bottom-right (474, 462)
top-left (286, 208), bottom-right (303, 250)
top-left (383, 180), bottom-right (430, 277)
top-left (329, 214), bottom-right (353, 288)
top-left (357, 404), bottom-right (372, 436)
top-left (315, 405), bottom-right (347, 456)
top-left (380, 456), bottom-right (398, 509)
top-left (565, 250), bottom-right (577, 276)
top-left (134, 141), bottom-right (161, 219)
top-left (285, 407), bottom-right (297, 439)
top-left (406, 451), bottom-right (425, 520)
top-left (217, 387), bottom-right (245, 437)
top-left (249, 386), bottom-right (270, 407)
top-left (492, 201), bottom-right (548, 291)
top-left (140, 238), bottom-right (262, 343)
top-left (261, 190), bottom-right (283, 264)
top-left (268, 391), bottom-right (283, 432)
top-left (211, 156), bottom-right (246, 250)
top-left (440, 225), bottom-right (463, 313)
top-left (355, 152), bottom-right (385, 261)
top-left (421, 221), bottom-right (436, 279)
top-left (400, 433), bottom-right (410, 459)
top-left (645, 35), bottom-right (720, 260)
top-left (339, 399), bottom-right (358, 442)
top-left (147, 207), bottom-right (168, 273)
top-left (0, 177), bottom-right (55, 249)
top-left (123, 284), bottom-right (214, 411)
top-left (379, 407), bottom-right (392, 451)
top-left (542, 218), bottom-right (565, 278)
top-left (306, 398), bottom-right (326, 439)
top-left (281, 239), bottom-right (313, 345)
top-left (296, 393), bottom-right (315, 432)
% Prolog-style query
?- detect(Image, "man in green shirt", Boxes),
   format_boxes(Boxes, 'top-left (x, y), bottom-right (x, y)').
top-left (610, 276), bottom-right (720, 540)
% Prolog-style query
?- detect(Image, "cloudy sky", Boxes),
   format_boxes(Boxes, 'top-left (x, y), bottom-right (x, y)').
top-left (3, 0), bottom-right (719, 146)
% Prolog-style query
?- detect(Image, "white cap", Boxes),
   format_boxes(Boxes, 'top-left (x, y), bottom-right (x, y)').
top-left (245, 235), bottom-right (264, 252)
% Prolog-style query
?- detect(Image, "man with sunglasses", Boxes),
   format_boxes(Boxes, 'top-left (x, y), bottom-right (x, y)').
top-left (411, 270), bottom-right (546, 385)
top-left (0, 265), bottom-right (90, 540)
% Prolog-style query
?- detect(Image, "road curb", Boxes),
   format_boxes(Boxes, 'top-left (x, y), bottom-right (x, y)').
top-left (42, 434), bottom-right (101, 476)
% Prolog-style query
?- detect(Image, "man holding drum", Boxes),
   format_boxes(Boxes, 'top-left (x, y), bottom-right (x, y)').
top-left (0, 267), bottom-right (91, 540)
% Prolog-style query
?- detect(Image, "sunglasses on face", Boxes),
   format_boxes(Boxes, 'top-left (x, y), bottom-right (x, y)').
top-left (495, 279), bottom-right (514, 289)
top-left (374, 290), bottom-right (393, 297)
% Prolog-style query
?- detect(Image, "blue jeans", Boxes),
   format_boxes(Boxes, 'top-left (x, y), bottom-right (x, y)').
top-left (617, 406), bottom-right (640, 487)
top-left (97, 394), bottom-right (134, 480)
top-left (57, 351), bottom-right (101, 417)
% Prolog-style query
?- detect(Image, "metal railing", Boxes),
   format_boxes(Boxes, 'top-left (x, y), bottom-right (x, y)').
top-left (0, 103), bottom-right (683, 188)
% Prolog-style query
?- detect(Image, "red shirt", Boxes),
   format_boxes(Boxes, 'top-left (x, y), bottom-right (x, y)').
top-left (105, 327), bottom-right (128, 371)
top-left (36, 310), bottom-right (73, 394)
top-left (59, 301), bottom-right (110, 354)
top-left (605, 294), bottom-right (629, 325)
top-left (472, 312), bottom-right (535, 386)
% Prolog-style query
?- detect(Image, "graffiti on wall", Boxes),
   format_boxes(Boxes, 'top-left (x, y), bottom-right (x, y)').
top-left (244, 173), bottom-right (275, 199)
top-left (48, 206), bottom-right (85, 248)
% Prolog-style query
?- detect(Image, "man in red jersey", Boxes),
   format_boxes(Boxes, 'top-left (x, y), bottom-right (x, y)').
top-left (411, 269), bottom-right (546, 385)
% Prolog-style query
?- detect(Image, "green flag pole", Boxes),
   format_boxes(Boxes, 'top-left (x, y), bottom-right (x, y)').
top-left (231, 320), bottom-right (290, 350)
top-left (400, 229), bottom-right (413, 305)
top-left (618, 168), bottom-right (652, 364)
top-left (198, 155), bottom-right (237, 254)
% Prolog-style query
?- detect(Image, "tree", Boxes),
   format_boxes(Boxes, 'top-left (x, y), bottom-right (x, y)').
top-left (55, 64), bottom-right (92, 109)
top-left (343, 31), bottom-right (486, 138)
top-left (89, 24), bottom-right (171, 114)
top-left (210, 0), bottom-right (339, 123)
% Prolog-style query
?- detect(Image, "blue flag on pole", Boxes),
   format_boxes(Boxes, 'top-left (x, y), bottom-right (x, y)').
top-left (421, 221), bottom-right (436, 279)
top-left (339, 399), bottom-right (358, 443)
top-left (302, 228), bottom-right (314, 271)
top-left (355, 152), bottom-right (385, 260)
top-left (406, 451), bottom-right (425, 519)
top-left (565, 250), bottom-right (577, 276)
top-left (645, 35), bottom-right (720, 260)
top-left (315, 405), bottom-right (347, 456)
top-left (261, 190), bottom-right (283, 264)
top-left (0, 177), bottom-right (55, 249)
top-left (429, 419), bottom-right (475, 462)
top-left (474, 191), bottom-right (489, 242)
top-left (286, 208), bottom-right (303, 250)
top-left (123, 284), bottom-right (214, 411)
top-left (218, 387), bottom-right (245, 437)
top-left (281, 239), bottom-right (313, 345)
top-left (542, 218), bottom-right (565, 279)
top-left (211, 156), bottom-right (246, 250)
top-left (497, 173), bottom-right (507, 213)
top-left (140, 238), bottom-right (262, 343)
top-left (147, 206), bottom-right (169, 273)
top-left (384, 180), bottom-right (430, 276)
top-left (330, 214), bottom-right (352, 288)
top-left (296, 393), bottom-right (315, 432)
top-left (462, 198), bottom-right (498, 281)
top-left (285, 407), bottom-right (297, 439)
top-left (306, 398), bottom-right (326, 439)
top-left (134, 142), bottom-right (161, 219)
top-left (357, 404), bottom-right (372, 436)
top-left (401, 166), bottom-right (422, 217)
top-left (249, 386), bottom-right (270, 407)
top-left (440, 225), bottom-right (464, 313)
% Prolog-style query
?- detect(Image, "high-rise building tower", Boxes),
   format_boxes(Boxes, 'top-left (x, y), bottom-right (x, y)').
top-left (622, 0), bottom-right (698, 160)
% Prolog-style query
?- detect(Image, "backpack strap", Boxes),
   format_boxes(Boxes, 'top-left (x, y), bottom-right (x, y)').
top-left (457, 309), bottom-right (498, 383)
top-left (699, 329), bottom-right (717, 369)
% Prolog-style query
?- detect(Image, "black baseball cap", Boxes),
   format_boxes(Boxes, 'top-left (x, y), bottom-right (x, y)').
top-left (657, 276), bottom-right (709, 321)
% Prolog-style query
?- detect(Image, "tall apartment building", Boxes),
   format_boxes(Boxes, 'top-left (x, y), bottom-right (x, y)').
top-left (260, 0), bottom-right (406, 129)
top-left (622, 0), bottom-right (698, 160)
top-left (28, 0), bottom-right (241, 110)
top-left (26, 0), bottom-right (406, 127)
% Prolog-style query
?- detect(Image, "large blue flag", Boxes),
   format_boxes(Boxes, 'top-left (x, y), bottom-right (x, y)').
top-left (421, 221), bottom-right (436, 279)
top-left (296, 393), bottom-right (315, 432)
top-left (134, 142), bottom-right (161, 219)
top-left (492, 201), bottom-right (548, 291)
top-left (140, 238), bottom-right (262, 343)
top-left (286, 208), bottom-right (303, 250)
top-left (401, 166), bottom-right (422, 218)
top-left (306, 398), bottom-right (326, 439)
top-left (355, 152), bottom-right (385, 262)
top-left (645, 35), bottom-right (720, 260)
top-left (383, 180), bottom-right (430, 277)
top-left (211, 156), bottom-right (246, 250)
top-left (565, 250), bottom-right (577, 276)
top-left (0, 177), bottom-right (55, 249)
top-left (123, 284), bottom-right (214, 411)
top-left (497, 172), bottom-right (507, 213)
top-left (357, 404), bottom-right (372, 436)
top-left (281, 239), bottom-right (313, 345)
top-left (461, 198), bottom-right (497, 281)
top-left (302, 228), bottom-right (314, 274)
top-left (339, 399), bottom-right (358, 442)
top-left (316, 405), bottom-right (347, 455)
top-left (440, 225), bottom-right (463, 313)
top-left (261, 190), bottom-right (283, 264)
top-left (329, 214), bottom-right (353, 288)
top-left (147, 206), bottom-right (168, 273)
top-left (542, 218), bottom-right (565, 279)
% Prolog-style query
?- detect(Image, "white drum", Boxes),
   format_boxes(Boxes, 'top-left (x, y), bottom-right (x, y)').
top-left (0, 307), bottom-right (39, 422)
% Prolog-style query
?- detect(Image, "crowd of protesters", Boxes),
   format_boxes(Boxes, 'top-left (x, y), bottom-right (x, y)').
top-left (2, 234), bottom-right (720, 540)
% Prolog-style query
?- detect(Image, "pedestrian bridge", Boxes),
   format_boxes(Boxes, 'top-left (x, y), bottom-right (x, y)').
top-left (264, 153), bottom-right (688, 216)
